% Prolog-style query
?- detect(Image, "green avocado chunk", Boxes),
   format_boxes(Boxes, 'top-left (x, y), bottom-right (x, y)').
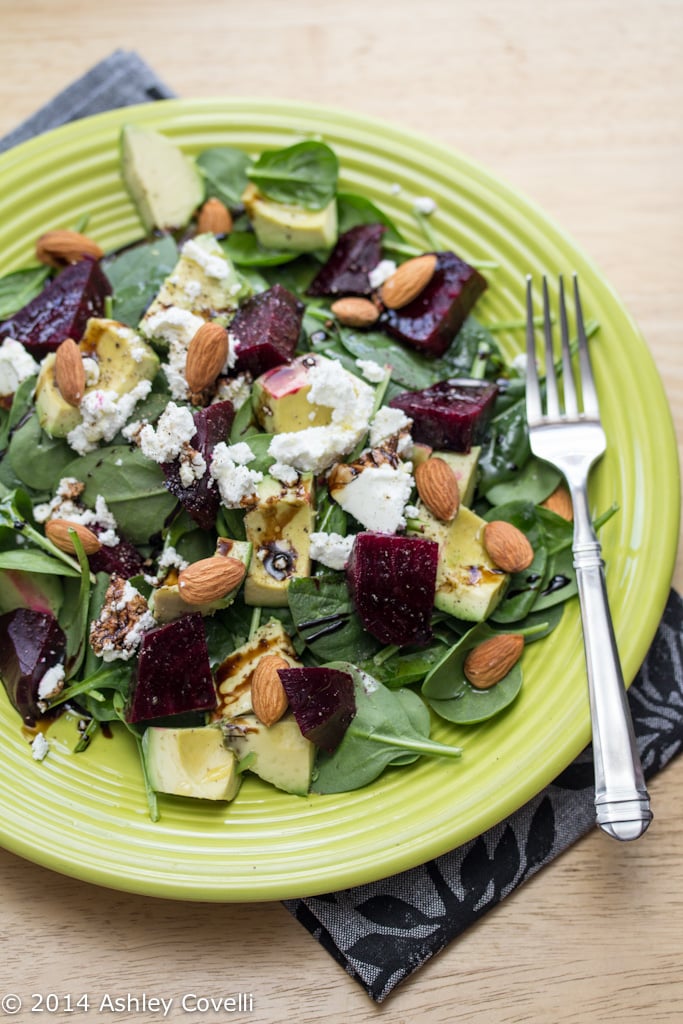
top-left (142, 725), bottom-right (241, 801)
top-left (120, 123), bottom-right (205, 233)
top-left (222, 713), bottom-right (315, 796)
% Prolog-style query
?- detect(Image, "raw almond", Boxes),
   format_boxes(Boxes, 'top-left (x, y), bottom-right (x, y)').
top-left (178, 555), bottom-right (246, 604)
top-left (251, 654), bottom-right (290, 727)
top-left (483, 520), bottom-right (535, 573)
top-left (415, 457), bottom-right (460, 522)
top-left (54, 337), bottom-right (86, 407)
top-left (45, 518), bottom-right (102, 555)
top-left (464, 634), bottom-right (524, 689)
top-left (379, 253), bottom-right (437, 309)
top-left (35, 229), bottom-right (103, 268)
top-left (330, 296), bottom-right (380, 328)
top-left (184, 322), bottom-right (229, 394)
top-left (541, 484), bottom-right (573, 521)
top-left (197, 197), bottom-right (233, 235)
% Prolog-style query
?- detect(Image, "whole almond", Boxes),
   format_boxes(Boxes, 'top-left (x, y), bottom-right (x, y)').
top-left (464, 634), bottom-right (524, 689)
top-left (35, 229), bottom-right (103, 268)
top-left (415, 457), bottom-right (460, 522)
top-left (184, 322), bottom-right (229, 394)
top-left (330, 296), bottom-right (380, 328)
top-left (197, 197), bottom-right (233, 236)
top-left (483, 520), bottom-right (535, 573)
top-left (379, 254), bottom-right (437, 309)
top-left (45, 519), bottom-right (102, 555)
top-left (541, 484), bottom-right (574, 521)
top-left (54, 338), bottom-right (86, 407)
top-left (178, 555), bottom-right (246, 604)
top-left (251, 654), bottom-right (290, 727)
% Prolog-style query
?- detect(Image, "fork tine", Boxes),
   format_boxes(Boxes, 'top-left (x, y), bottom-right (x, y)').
top-left (525, 275), bottom-right (543, 424)
top-left (559, 275), bottom-right (579, 417)
top-left (542, 276), bottom-right (561, 418)
top-left (573, 274), bottom-right (600, 418)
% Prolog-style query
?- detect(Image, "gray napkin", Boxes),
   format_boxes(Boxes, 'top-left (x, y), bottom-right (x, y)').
top-left (2, 49), bottom-right (680, 1005)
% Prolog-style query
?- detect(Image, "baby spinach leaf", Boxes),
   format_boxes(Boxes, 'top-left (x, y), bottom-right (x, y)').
top-left (359, 640), bottom-right (450, 688)
top-left (103, 235), bottom-right (178, 327)
top-left (58, 531), bottom-right (92, 679)
top-left (0, 373), bottom-right (37, 454)
top-left (7, 414), bottom-right (74, 494)
top-left (222, 231), bottom-right (299, 267)
top-left (0, 488), bottom-right (82, 577)
top-left (478, 397), bottom-right (531, 496)
top-left (484, 455), bottom-right (561, 507)
top-left (62, 445), bottom-right (177, 545)
top-left (240, 432), bottom-right (276, 475)
top-left (336, 191), bottom-right (404, 242)
top-left (0, 265), bottom-right (50, 319)
top-left (248, 141), bottom-right (338, 210)
top-left (422, 622), bottom-right (523, 724)
top-left (288, 574), bottom-right (381, 663)
top-left (196, 147), bottom-right (253, 208)
top-left (312, 663), bottom-right (461, 793)
top-left (0, 549), bottom-right (79, 577)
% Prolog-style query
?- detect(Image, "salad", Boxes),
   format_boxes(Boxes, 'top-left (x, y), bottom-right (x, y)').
top-left (0, 124), bottom-right (608, 818)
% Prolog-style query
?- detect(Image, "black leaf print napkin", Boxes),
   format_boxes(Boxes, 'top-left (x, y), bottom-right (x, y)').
top-left (2, 49), bottom-right (681, 1006)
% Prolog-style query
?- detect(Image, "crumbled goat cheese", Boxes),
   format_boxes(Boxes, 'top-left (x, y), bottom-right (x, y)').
top-left (355, 358), bottom-right (387, 384)
top-left (141, 306), bottom-right (205, 400)
top-left (33, 480), bottom-right (120, 547)
top-left (368, 259), bottom-right (397, 289)
top-left (89, 576), bottom-right (155, 663)
top-left (268, 425), bottom-right (359, 475)
top-left (31, 733), bottom-right (50, 761)
top-left (81, 357), bottom-right (100, 387)
top-left (310, 531), bottom-right (355, 571)
top-left (404, 504), bottom-right (420, 519)
top-left (137, 402), bottom-right (197, 463)
top-left (182, 238), bottom-right (230, 280)
top-left (331, 462), bottom-right (414, 534)
top-left (67, 381), bottom-right (152, 455)
top-left (370, 406), bottom-right (412, 448)
top-left (37, 663), bottom-right (65, 702)
top-left (269, 461), bottom-right (300, 486)
top-left (214, 372), bottom-right (252, 410)
top-left (414, 196), bottom-right (437, 215)
top-left (210, 442), bottom-right (263, 507)
top-left (0, 338), bottom-right (38, 397)
top-left (178, 444), bottom-right (207, 488)
top-left (156, 545), bottom-right (189, 576)
top-left (221, 442), bottom-right (256, 465)
top-left (512, 352), bottom-right (529, 374)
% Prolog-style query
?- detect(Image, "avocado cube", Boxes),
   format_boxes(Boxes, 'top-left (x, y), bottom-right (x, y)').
top-left (222, 713), bottom-right (315, 796)
top-left (243, 473), bottom-right (314, 607)
top-left (242, 182), bottom-right (337, 253)
top-left (142, 725), bottom-right (241, 801)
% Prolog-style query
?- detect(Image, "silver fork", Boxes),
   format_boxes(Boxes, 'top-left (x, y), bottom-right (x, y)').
top-left (525, 273), bottom-right (652, 841)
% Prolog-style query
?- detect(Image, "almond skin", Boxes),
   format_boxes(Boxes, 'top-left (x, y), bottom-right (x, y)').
top-left (178, 555), bottom-right (246, 604)
top-left (197, 197), bottom-right (233, 235)
top-left (251, 654), bottom-right (290, 727)
top-left (483, 520), bottom-right (535, 573)
top-left (45, 519), bottom-right (102, 555)
top-left (379, 253), bottom-right (437, 309)
top-left (184, 322), bottom-right (229, 394)
top-left (415, 457), bottom-right (460, 522)
top-left (541, 484), bottom-right (574, 521)
top-left (54, 337), bottom-right (86, 407)
top-left (35, 229), bottom-right (103, 268)
top-left (330, 296), bottom-right (380, 328)
top-left (464, 634), bottom-right (524, 689)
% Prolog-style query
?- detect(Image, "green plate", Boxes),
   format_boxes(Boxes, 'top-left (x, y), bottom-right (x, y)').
top-left (0, 99), bottom-right (678, 901)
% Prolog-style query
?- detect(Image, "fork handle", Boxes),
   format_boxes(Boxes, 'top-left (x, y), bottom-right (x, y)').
top-left (572, 506), bottom-right (653, 840)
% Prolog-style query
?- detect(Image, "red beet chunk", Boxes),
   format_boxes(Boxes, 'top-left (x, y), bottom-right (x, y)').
top-left (278, 666), bottom-right (356, 753)
top-left (88, 534), bottom-right (146, 579)
top-left (0, 609), bottom-right (66, 725)
top-left (379, 251), bottom-right (487, 357)
top-left (232, 284), bottom-right (304, 375)
top-left (126, 613), bottom-right (216, 723)
top-left (390, 377), bottom-right (497, 452)
top-left (306, 224), bottom-right (386, 297)
top-left (162, 400), bottom-right (235, 530)
top-left (0, 258), bottom-right (112, 358)
top-left (346, 533), bottom-right (438, 647)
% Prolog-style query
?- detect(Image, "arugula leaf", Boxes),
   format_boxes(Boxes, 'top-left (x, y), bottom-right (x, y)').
top-left (0, 265), bottom-right (50, 319)
top-left (103, 235), bottom-right (179, 327)
top-left (196, 147), bottom-right (253, 208)
top-left (248, 141), bottom-right (338, 210)
top-left (312, 663), bottom-right (461, 793)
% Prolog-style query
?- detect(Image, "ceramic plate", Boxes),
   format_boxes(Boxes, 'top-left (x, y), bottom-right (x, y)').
top-left (0, 99), bottom-right (678, 901)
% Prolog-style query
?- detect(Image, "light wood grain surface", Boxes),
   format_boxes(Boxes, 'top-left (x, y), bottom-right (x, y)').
top-left (1, 1), bottom-right (682, 1021)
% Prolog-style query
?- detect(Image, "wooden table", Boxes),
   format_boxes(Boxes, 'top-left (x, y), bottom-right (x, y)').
top-left (1, 2), bottom-right (681, 1021)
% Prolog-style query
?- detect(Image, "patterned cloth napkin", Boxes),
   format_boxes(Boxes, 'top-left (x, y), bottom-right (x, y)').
top-left (2, 48), bottom-right (681, 1005)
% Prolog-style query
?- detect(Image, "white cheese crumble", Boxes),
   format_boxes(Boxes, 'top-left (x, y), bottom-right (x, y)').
top-left (181, 238), bottom-right (230, 280)
top-left (142, 306), bottom-right (205, 400)
top-left (355, 358), bottom-right (387, 384)
top-left (81, 357), bottom-right (100, 387)
top-left (214, 372), bottom-right (252, 410)
top-left (67, 381), bottom-right (152, 456)
top-left (414, 196), bottom-right (437, 216)
top-left (156, 544), bottom-right (189, 576)
top-left (369, 406), bottom-right (412, 448)
top-left (137, 402), bottom-right (197, 463)
top-left (33, 480), bottom-right (120, 548)
top-left (368, 259), bottom-right (397, 289)
top-left (310, 531), bottom-right (355, 571)
top-left (0, 338), bottom-right (38, 397)
top-left (31, 733), bottom-right (50, 761)
top-left (269, 461), bottom-right (300, 486)
top-left (331, 462), bottom-right (414, 534)
top-left (178, 444), bottom-right (207, 488)
top-left (37, 663), bottom-right (65, 702)
top-left (90, 577), bottom-right (155, 663)
top-left (210, 441), bottom-right (263, 507)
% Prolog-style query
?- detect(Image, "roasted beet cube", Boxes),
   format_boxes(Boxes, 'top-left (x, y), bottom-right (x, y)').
top-left (126, 613), bottom-right (217, 723)
top-left (379, 251), bottom-right (487, 357)
top-left (232, 284), bottom-right (304, 375)
top-left (0, 609), bottom-right (66, 725)
top-left (346, 533), bottom-right (438, 647)
top-left (88, 534), bottom-right (146, 579)
top-left (0, 258), bottom-right (112, 358)
top-left (278, 666), bottom-right (356, 753)
top-left (306, 224), bottom-right (386, 297)
top-left (162, 400), bottom-right (235, 530)
top-left (390, 377), bottom-right (498, 452)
